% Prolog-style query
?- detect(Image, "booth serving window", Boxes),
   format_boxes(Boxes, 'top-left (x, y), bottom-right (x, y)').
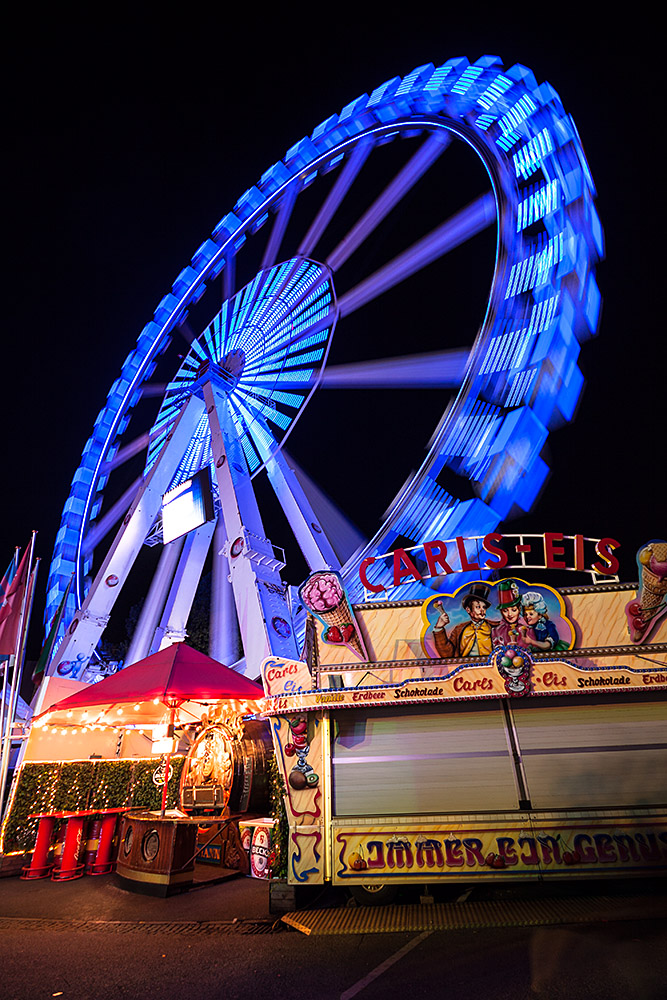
top-left (332, 701), bottom-right (519, 817)
top-left (510, 693), bottom-right (667, 810)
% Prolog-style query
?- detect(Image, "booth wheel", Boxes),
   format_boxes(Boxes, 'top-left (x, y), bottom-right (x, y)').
top-left (349, 883), bottom-right (399, 906)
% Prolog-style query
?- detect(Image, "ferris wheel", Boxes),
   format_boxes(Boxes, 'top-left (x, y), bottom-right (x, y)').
top-left (44, 54), bottom-right (602, 681)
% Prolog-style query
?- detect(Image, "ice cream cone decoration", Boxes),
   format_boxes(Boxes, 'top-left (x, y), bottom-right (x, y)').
top-left (626, 539), bottom-right (667, 642)
top-left (299, 570), bottom-right (368, 660)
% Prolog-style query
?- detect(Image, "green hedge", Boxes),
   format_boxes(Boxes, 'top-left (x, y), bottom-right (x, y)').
top-left (1, 757), bottom-right (186, 854)
top-left (267, 755), bottom-right (288, 880)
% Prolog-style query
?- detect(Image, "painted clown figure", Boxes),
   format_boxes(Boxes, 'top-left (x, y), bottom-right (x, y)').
top-left (492, 580), bottom-right (536, 649)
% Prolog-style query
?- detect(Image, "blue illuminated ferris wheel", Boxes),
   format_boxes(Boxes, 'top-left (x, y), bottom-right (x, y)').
top-left (45, 55), bottom-right (602, 679)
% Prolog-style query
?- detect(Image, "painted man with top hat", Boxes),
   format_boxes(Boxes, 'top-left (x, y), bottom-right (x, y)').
top-left (432, 583), bottom-right (498, 658)
top-left (492, 579), bottom-right (536, 649)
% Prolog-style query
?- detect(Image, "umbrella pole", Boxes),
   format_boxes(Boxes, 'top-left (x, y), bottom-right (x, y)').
top-left (161, 705), bottom-right (177, 817)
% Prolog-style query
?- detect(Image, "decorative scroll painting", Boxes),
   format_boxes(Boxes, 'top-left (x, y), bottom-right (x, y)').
top-left (334, 814), bottom-right (667, 883)
top-left (270, 714), bottom-right (324, 884)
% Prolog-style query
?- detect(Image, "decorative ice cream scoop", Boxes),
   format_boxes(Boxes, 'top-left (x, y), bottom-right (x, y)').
top-left (299, 569), bottom-right (368, 660)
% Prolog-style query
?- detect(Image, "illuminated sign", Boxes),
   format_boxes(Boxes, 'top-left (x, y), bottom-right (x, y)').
top-left (264, 653), bottom-right (667, 714)
top-left (358, 533), bottom-right (621, 595)
top-left (162, 467), bottom-right (214, 544)
top-left (260, 656), bottom-right (313, 697)
top-left (334, 816), bottom-right (667, 881)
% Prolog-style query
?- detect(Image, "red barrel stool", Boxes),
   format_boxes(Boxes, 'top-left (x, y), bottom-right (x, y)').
top-left (51, 812), bottom-right (87, 881)
top-left (87, 808), bottom-right (130, 874)
top-left (21, 813), bottom-right (57, 880)
top-left (83, 818), bottom-right (102, 874)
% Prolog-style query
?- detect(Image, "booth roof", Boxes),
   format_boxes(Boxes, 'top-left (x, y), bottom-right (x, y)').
top-left (36, 643), bottom-right (264, 716)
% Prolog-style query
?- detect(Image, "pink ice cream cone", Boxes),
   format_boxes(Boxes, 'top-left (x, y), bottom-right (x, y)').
top-left (300, 571), bottom-right (367, 660)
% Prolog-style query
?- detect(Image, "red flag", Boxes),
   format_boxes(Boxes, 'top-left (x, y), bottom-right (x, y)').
top-left (0, 547), bottom-right (30, 655)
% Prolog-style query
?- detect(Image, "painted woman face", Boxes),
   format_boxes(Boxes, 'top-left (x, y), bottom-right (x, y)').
top-left (523, 605), bottom-right (539, 625)
top-left (501, 604), bottom-right (521, 624)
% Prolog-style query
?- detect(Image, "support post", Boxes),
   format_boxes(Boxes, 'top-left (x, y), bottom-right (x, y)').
top-left (150, 521), bottom-right (215, 654)
top-left (210, 518), bottom-right (241, 665)
top-left (48, 393), bottom-right (206, 676)
top-left (125, 537), bottom-right (184, 665)
top-left (202, 379), bottom-right (299, 675)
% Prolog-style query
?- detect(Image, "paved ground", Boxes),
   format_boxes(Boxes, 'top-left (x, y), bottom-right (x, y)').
top-left (0, 866), bottom-right (273, 924)
top-left (1, 873), bottom-right (666, 999)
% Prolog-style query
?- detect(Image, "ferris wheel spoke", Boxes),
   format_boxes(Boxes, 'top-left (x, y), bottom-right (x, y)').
top-left (82, 476), bottom-right (143, 558)
top-left (326, 131), bottom-right (452, 272)
top-left (176, 320), bottom-right (196, 345)
top-left (283, 453), bottom-right (366, 564)
top-left (100, 432), bottom-right (151, 472)
top-left (261, 184), bottom-right (299, 271)
top-left (243, 414), bottom-right (342, 570)
top-left (297, 138), bottom-right (373, 257)
top-left (337, 191), bottom-right (496, 317)
top-left (140, 383), bottom-right (170, 398)
top-left (317, 348), bottom-right (469, 389)
top-left (223, 252), bottom-right (236, 302)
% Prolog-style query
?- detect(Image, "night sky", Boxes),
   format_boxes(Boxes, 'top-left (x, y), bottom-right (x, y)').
top-left (4, 10), bottom-right (662, 660)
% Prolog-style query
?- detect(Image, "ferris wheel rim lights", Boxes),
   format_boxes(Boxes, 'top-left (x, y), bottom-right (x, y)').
top-left (46, 55), bottom-right (602, 637)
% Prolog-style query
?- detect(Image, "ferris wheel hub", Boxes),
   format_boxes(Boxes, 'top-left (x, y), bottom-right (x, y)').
top-left (143, 256), bottom-right (339, 487)
top-left (220, 349), bottom-right (246, 387)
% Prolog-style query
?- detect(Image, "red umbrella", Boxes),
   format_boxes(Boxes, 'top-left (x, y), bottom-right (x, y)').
top-left (35, 642), bottom-right (264, 725)
top-left (33, 643), bottom-right (265, 815)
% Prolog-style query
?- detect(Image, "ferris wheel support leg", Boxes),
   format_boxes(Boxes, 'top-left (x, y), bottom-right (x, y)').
top-left (210, 518), bottom-right (241, 666)
top-left (263, 448), bottom-right (341, 572)
top-left (202, 380), bottom-right (299, 675)
top-left (125, 537), bottom-right (185, 665)
top-left (150, 520), bottom-right (216, 656)
top-left (48, 393), bottom-right (207, 676)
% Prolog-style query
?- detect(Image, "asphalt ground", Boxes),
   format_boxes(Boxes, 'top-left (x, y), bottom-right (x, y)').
top-left (1, 867), bottom-right (665, 928)
top-left (0, 875), bottom-right (667, 1000)
top-left (0, 866), bottom-right (273, 925)
top-left (1, 873), bottom-right (666, 999)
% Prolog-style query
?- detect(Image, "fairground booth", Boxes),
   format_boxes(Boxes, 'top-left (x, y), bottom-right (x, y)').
top-left (261, 537), bottom-right (667, 904)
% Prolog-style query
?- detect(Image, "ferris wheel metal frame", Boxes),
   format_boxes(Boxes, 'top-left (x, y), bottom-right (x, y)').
top-left (44, 54), bottom-right (603, 682)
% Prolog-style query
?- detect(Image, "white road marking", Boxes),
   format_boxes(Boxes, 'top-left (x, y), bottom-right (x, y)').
top-left (340, 930), bottom-right (433, 999)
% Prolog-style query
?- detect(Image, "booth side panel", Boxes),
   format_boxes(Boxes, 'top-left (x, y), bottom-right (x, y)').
top-left (268, 713), bottom-right (325, 884)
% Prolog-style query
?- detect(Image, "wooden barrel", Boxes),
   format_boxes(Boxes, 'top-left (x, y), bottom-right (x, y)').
top-left (180, 720), bottom-right (271, 817)
top-left (115, 813), bottom-right (197, 896)
top-left (228, 719), bottom-right (272, 814)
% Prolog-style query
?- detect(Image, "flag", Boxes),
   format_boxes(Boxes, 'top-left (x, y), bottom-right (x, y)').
top-left (0, 553), bottom-right (18, 673)
top-left (0, 546), bottom-right (31, 656)
top-left (0, 550), bottom-right (18, 606)
top-left (33, 574), bottom-right (73, 681)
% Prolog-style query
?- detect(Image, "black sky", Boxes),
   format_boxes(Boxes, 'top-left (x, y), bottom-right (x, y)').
top-left (4, 8), bottom-right (662, 657)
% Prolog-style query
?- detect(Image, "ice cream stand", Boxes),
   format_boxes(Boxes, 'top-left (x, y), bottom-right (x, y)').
top-left (261, 536), bottom-right (667, 903)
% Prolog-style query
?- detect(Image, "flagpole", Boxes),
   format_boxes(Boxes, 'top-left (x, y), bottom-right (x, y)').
top-left (2, 559), bottom-right (40, 806)
top-left (0, 547), bottom-right (21, 771)
top-left (0, 531), bottom-right (37, 814)
top-left (0, 656), bottom-right (14, 785)
top-left (8, 560), bottom-right (39, 741)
